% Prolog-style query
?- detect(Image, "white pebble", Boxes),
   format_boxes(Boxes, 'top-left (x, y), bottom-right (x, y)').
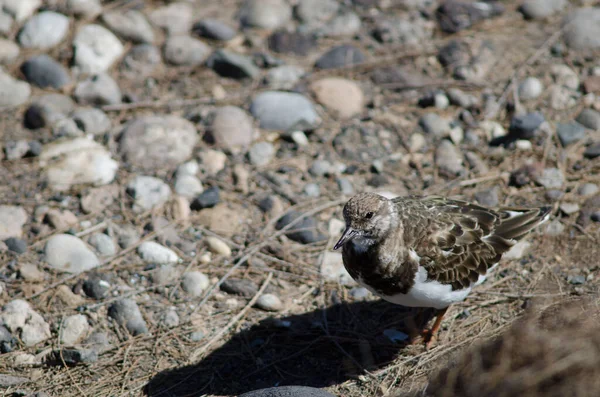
top-left (205, 236), bottom-right (231, 257)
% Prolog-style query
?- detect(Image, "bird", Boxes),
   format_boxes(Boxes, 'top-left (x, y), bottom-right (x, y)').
top-left (333, 192), bottom-right (551, 348)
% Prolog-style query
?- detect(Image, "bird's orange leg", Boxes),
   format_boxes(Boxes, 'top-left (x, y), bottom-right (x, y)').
top-left (421, 307), bottom-right (448, 349)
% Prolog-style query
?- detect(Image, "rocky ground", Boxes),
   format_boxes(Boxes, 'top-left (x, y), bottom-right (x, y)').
top-left (0, 0), bottom-right (600, 396)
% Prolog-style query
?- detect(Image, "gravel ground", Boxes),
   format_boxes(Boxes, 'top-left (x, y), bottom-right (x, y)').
top-left (0, 0), bottom-right (600, 396)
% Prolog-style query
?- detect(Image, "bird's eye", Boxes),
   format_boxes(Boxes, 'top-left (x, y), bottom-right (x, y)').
top-left (365, 212), bottom-right (374, 219)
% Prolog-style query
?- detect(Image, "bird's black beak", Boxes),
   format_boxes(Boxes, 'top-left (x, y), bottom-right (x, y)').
top-left (333, 226), bottom-right (357, 250)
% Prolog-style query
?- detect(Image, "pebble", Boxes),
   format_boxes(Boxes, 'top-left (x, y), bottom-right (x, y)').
top-left (578, 183), bottom-right (599, 196)
top-left (210, 106), bottom-right (255, 149)
top-left (474, 187), bottom-right (499, 207)
top-left (60, 315), bottom-right (90, 346)
top-left (74, 73), bottom-right (122, 105)
top-left (509, 112), bottom-right (545, 139)
top-left (190, 186), bottom-right (220, 210)
top-left (164, 36), bottom-right (211, 66)
top-left (119, 116), bottom-right (198, 171)
top-left (21, 54), bottom-right (71, 90)
top-left (107, 299), bottom-right (148, 336)
top-left (193, 19), bottom-right (237, 41)
top-left (250, 91), bottom-right (319, 131)
top-left (0, 38), bottom-right (19, 64)
top-left (4, 140), bottom-right (29, 160)
top-left (0, 70), bottom-right (31, 109)
top-left (175, 175), bottom-right (203, 199)
top-left (45, 208), bottom-right (78, 229)
top-left (560, 202), bottom-right (580, 215)
top-left (162, 309), bottom-right (179, 328)
top-left (563, 8), bottom-right (600, 50)
top-left (205, 236), bottom-right (232, 257)
top-left (576, 109), bottom-right (600, 130)
top-left (373, 14), bottom-right (434, 45)
top-left (320, 251), bottom-right (355, 285)
top-left (72, 108), bottom-right (111, 136)
top-left (73, 24), bottom-right (124, 74)
top-left (52, 118), bottom-right (83, 138)
top-left (122, 44), bottom-right (161, 76)
top-left (221, 278), bottom-right (258, 297)
top-left (126, 176), bottom-right (171, 212)
top-left (291, 130), bottom-right (309, 147)
top-left (320, 11), bottom-right (362, 37)
top-left (436, 1), bottom-right (504, 33)
top-left (83, 275), bottom-right (110, 299)
top-left (255, 293), bottom-right (283, 312)
top-left (435, 140), bottom-right (465, 177)
top-left (337, 177), bottom-right (354, 195)
top-left (45, 234), bottom-right (100, 274)
top-left (304, 183), bottom-right (321, 197)
top-left (520, 0), bottom-right (566, 19)
top-left (149, 2), bottom-right (193, 36)
top-left (18, 11), bottom-right (69, 49)
top-left (447, 88), bottom-right (479, 108)
top-left (102, 10), bottom-right (154, 44)
top-left (295, 0), bottom-right (338, 24)
top-left (309, 160), bottom-right (331, 177)
top-left (66, 0), bottom-right (102, 19)
top-left (315, 45), bottom-right (365, 69)
top-left (24, 93), bottom-right (74, 129)
top-left (206, 49), bottom-right (260, 79)
top-left (198, 150), bottom-right (227, 175)
top-left (0, 374), bottom-right (29, 387)
top-left (568, 274), bottom-right (586, 285)
top-left (276, 211), bottom-right (327, 244)
top-left (518, 77), bottom-right (544, 100)
top-left (249, 142), bottom-right (276, 166)
top-left (3, 0), bottom-right (41, 23)
top-left (419, 113), bottom-right (450, 137)
top-left (51, 348), bottom-right (97, 365)
top-left (556, 122), bottom-right (585, 147)
top-left (88, 233), bottom-right (116, 256)
top-left (0, 300), bottom-right (50, 346)
top-left (239, 0), bottom-right (292, 29)
top-left (19, 263), bottom-right (44, 281)
top-left (584, 142), bottom-right (600, 159)
top-left (310, 78), bottom-right (364, 119)
top-left (268, 30), bottom-right (317, 56)
top-left (535, 168), bottom-right (565, 189)
top-left (81, 185), bottom-right (117, 214)
top-left (264, 65), bottom-right (305, 90)
top-left (550, 64), bottom-right (579, 90)
top-left (152, 264), bottom-right (180, 285)
top-left (0, 206), bottom-right (27, 239)
top-left (181, 271), bottom-right (210, 297)
top-left (545, 219), bottom-right (565, 237)
top-left (504, 241), bottom-right (531, 260)
top-left (5, 237), bottom-right (26, 254)
top-left (239, 386), bottom-right (335, 397)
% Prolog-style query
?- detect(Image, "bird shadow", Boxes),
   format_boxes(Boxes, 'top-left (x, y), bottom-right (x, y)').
top-left (144, 299), bottom-right (434, 397)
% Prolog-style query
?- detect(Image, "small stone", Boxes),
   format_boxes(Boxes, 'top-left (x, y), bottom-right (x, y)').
top-left (436, 1), bottom-right (504, 33)
top-left (560, 202), bottom-right (580, 215)
top-left (81, 185), bottom-right (118, 214)
top-left (0, 300), bottom-right (50, 346)
top-left (447, 88), bottom-right (479, 108)
top-left (67, 0), bottom-right (102, 19)
top-left (337, 177), bottom-right (354, 195)
top-left (190, 186), bottom-right (220, 210)
top-left (249, 142), bottom-right (276, 166)
top-left (557, 122), bottom-right (586, 147)
top-left (419, 113), bottom-right (450, 137)
top-left (3, 0), bottom-right (41, 23)
top-left (268, 30), bottom-right (316, 56)
top-left (584, 142), bottom-right (600, 159)
top-left (83, 275), bottom-right (110, 299)
top-left (181, 271), bottom-right (210, 297)
top-left (18, 11), bottom-right (69, 49)
top-left (520, 0), bottom-right (566, 19)
top-left (50, 348), bottom-right (98, 365)
top-left (255, 294), bottom-right (283, 312)
top-left (568, 274), bottom-right (586, 285)
top-left (126, 176), bottom-right (171, 212)
top-left (545, 219), bottom-right (565, 236)
top-left (320, 11), bottom-right (362, 37)
top-left (74, 73), bottom-right (122, 106)
top-left (534, 168), bottom-right (565, 189)
top-left (295, 0), bottom-right (339, 24)
top-left (579, 183), bottom-right (599, 197)
top-left (309, 160), bottom-right (332, 177)
top-left (205, 236), bottom-right (231, 257)
top-left (509, 112), bottom-right (545, 139)
top-left (164, 36), bottom-right (211, 66)
top-left (563, 8), bottom-right (600, 50)
top-left (518, 77), bottom-right (544, 100)
top-left (504, 241), bottom-right (531, 260)
top-left (24, 93), bottom-right (74, 129)
top-left (88, 233), bottom-right (116, 256)
top-left (576, 109), bottom-right (600, 130)
top-left (0, 70), bottom-right (31, 109)
top-left (320, 251), bottom-right (355, 285)
top-left (264, 65), bottom-right (305, 90)
top-left (122, 44), bottom-right (161, 76)
top-left (193, 19), bottom-right (236, 41)
top-left (0, 374), bottom-right (29, 387)
top-left (583, 75), bottom-right (600, 94)
top-left (0, 206), bottom-right (27, 239)
top-left (72, 108), bottom-right (111, 136)
top-left (207, 49), bottom-right (260, 79)
top-left (474, 187), bottom-right (499, 207)
top-left (304, 183), bottom-right (320, 197)
top-left (239, 0), bottom-right (292, 29)
top-left (149, 2), bottom-right (193, 36)
top-left (60, 314), bottom-right (90, 346)
top-left (315, 45), bottom-right (365, 69)
top-left (4, 140), bottom-right (30, 160)
top-left (138, 241), bottom-right (179, 264)
top-left (19, 263), bottom-right (44, 281)
top-left (435, 140), bottom-right (465, 177)
top-left (152, 264), bottom-right (180, 285)
top-left (276, 211), bottom-right (326, 244)
top-left (516, 140), bottom-right (533, 151)
top-left (550, 64), bottom-right (579, 90)
top-left (310, 78), bottom-right (364, 119)
top-left (162, 309), bottom-right (179, 328)
top-left (73, 24), bottom-right (124, 74)
top-left (221, 278), bottom-right (258, 298)
top-left (45, 234), bottom-right (100, 273)
top-left (250, 91), bottom-right (319, 131)
top-left (199, 150), bottom-right (227, 175)
top-left (5, 237), bottom-right (26, 254)
top-left (20, 54), bottom-right (70, 89)
top-left (45, 209), bottom-right (78, 230)
top-left (108, 299), bottom-right (148, 336)
top-left (102, 10), bottom-right (154, 44)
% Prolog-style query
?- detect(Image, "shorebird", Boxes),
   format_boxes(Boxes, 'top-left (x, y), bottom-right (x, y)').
top-left (334, 192), bottom-right (550, 348)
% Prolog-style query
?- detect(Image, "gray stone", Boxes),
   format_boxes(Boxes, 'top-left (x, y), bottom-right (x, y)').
top-left (190, 186), bottom-right (220, 210)
top-left (295, 0), bottom-right (338, 24)
top-left (264, 65), bottom-right (305, 90)
top-left (250, 91), bottom-right (319, 131)
top-left (126, 176), bottom-right (172, 212)
top-left (162, 309), bottom-right (179, 327)
top-left (18, 11), bottom-right (69, 49)
top-left (4, 140), bottom-right (30, 160)
top-left (102, 10), bottom-right (154, 44)
top-left (0, 70), bottom-right (31, 109)
top-left (304, 183), bottom-right (320, 197)
top-left (268, 30), bottom-right (316, 56)
top-left (563, 8), bottom-right (600, 50)
top-left (74, 73), bottom-right (122, 105)
top-left (221, 278), bottom-right (258, 297)
top-left (520, 0), bottom-right (566, 19)
top-left (152, 264), bottom-right (180, 285)
top-left (72, 108), bottom-right (111, 136)
top-left (419, 113), bottom-right (450, 137)
top-left (174, 175), bottom-right (203, 199)
top-left (435, 140), bottom-right (465, 177)
top-left (275, 211), bottom-right (326, 244)
top-left (0, 11), bottom-right (12, 35)
top-left (315, 45), bottom-right (365, 69)
top-left (518, 77), bottom-right (544, 100)
top-left (447, 88), bottom-right (480, 108)
top-left (255, 293), bottom-right (283, 312)
top-left (83, 275), bottom-right (110, 299)
top-left (108, 299), bottom-right (148, 336)
top-left (576, 109), bottom-right (600, 130)
top-left (239, 0), bottom-right (292, 29)
top-left (60, 314), bottom-right (90, 345)
top-left (436, 1), bottom-right (504, 33)
top-left (24, 94), bottom-right (75, 129)
top-left (122, 44), bottom-right (162, 75)
top-left (560, 202), bottom-right (580, 215)
top-left (193, 19), bottom-right (237, 41)
top-left (164, 36), bottom-right (211, 66)
top-left (373, 14), bottom-right (434, 45)
top-left (550, 64), bottom-right (579, 90)
top-left (206, 49), bottom-right (260, 79)
top-left (21, 55), bottom-right (71, 89)
top-left (119, 115), bottom-right (198, 171)
top-left (320, 11), bottom-right (362, 37)
top-left (5, 237), bottom-right (26, 254)
top-left (239, 386), bottom-right (335, 397)
top-left (578, 183), bottom-right (599, 197)
top-left (0, 39), bottom-right (19, 64)
top-left (45, 234), bottom-right (100, 273)
top-left (88, 233), bottom-right (116, 256)
top-left (149, 2), bottom-right (193, 36)
top-left (557, 122), bottom-right (586, 147)
top-left (51, 348), bottom-right (97, 365)
top-left (509, 112), bottom-right (545, 139)
top-left (210, 106), bottom-right (254, 149)
top-left (350, 287), bottom-right (370, 299)
top-left (52, 118), bottom-right (83, 138)
top-left (535, 168), bottom-right (565, 189)
top-left (337, 177), bottom-right (354, 195)
top-left (249, 142), bottom-right (276, 166)
top-left (67, 0), bottom-right (102, 19)
top-left (3, 0), bottom-right (40, 23)
top-left (545, 219), bottom-right (565, 236)
top-left (1, 300), bottom-right (50, 347)
top-left (584, 142), bottom-right (600, 159)
top-left (73, 24), bottom-right (124, 74)
top-left (309, 160), bottom-right (331, 177)
top-left (474, 187), bottom-right (499, 207)
top-left (504, 240), bottom-right (531, 260)
top-left (181, 271), bottom-right (210, 297)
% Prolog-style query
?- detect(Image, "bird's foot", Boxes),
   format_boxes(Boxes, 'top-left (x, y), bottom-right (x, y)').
top-left (409, 328), bottom-right (438, 350)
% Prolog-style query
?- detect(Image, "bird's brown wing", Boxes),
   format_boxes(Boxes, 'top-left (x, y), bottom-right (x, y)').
top-left (406, 196), bottom-right (550, 290)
